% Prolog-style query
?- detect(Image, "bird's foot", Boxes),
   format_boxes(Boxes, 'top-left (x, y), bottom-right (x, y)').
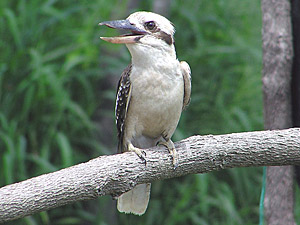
top-left (157, 139), bottom-right (178, 169)
top-left (128, 143), bottom-right (146, 165)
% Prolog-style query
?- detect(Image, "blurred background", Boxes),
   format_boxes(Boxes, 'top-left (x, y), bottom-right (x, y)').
top-left (0, 0), bottom-right (289, 224)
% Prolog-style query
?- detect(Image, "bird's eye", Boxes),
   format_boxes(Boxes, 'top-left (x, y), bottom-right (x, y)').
top-left (145, 21), bottom-right (156, 30)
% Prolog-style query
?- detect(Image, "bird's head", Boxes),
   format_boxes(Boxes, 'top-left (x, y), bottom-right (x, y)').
top-left (99, 12), bottom-right (176, 60)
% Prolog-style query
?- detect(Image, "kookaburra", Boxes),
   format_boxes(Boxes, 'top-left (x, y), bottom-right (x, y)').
top-left (99, 11), bottom-right (191, 215)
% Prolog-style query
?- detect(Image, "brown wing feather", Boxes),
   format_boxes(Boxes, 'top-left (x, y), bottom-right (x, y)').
top-left (115, 64), bottom-right (132, 153)
top-left (180, 61), bottom-right (191, 110)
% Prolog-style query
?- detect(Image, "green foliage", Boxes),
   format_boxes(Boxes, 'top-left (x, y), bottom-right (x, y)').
top-left (172, 0), bottom-right (263, 136)
top-left (0, 0), bottom-right (275, 224)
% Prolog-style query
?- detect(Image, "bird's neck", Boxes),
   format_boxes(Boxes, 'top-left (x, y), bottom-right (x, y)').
top-left (126, 44), bottom-right (177, 70)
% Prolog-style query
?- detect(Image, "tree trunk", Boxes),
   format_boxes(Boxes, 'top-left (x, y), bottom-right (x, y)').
top-left (261, 0), bottom-right (295, 224)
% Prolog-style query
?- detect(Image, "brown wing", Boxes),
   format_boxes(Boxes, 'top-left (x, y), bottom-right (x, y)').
top-left (180, 61), bottom-right (191, 110)
top-left (115, 64), bottom-right (132, 153)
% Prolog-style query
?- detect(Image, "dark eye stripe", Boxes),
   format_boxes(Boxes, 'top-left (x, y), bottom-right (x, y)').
top-left (158, 31), bottom-right (173, 45)
top-left (143, 22), bottom-right (173, 45)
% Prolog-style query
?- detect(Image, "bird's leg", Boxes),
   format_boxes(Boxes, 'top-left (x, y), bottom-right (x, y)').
top-left (128, 143), bottom-right (146, 164)
top-left (157, 139), bottom-right (178, 169)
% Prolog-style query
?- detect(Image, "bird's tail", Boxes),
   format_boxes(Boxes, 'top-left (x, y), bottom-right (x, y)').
top-left (117, 183), bottom-right (151, 216)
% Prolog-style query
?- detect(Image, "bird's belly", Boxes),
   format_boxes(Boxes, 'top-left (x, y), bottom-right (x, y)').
top-left (128, 74), bottom-right (183, 139)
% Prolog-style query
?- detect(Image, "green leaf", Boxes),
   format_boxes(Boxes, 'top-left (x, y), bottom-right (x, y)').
top-left (56, 132), bottom-right (73, 168)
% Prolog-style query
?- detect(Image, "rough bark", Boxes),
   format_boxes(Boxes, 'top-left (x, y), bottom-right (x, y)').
top-left (261, 0), bottom-right (293, 130)
top-left (261, 0), bottom-right (295, 224)
top-left (0, 128), bottom-right (300, 223)
top-left (264, 166), bottom-right (295, 224)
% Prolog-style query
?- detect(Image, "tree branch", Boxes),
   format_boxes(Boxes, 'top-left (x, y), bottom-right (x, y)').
top-left (1, 128), bottom-right (300, 223)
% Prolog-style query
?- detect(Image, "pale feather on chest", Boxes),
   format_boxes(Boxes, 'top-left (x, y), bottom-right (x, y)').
top-left (129, 68), bottom-right (183, 138)
top-left (131, 69), bottom-right (183, 109)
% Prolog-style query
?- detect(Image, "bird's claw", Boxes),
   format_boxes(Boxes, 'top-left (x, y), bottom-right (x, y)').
top-left (138, 150), bottom-right (147, 165)
top-left (170, 148), bottom-right (178, 170)
top-left (128, 143), bottom-right (147, 165)
top-left (172, 152), bottom-right (178, 170)
top-left (157, 139), bottom-right (178, 170)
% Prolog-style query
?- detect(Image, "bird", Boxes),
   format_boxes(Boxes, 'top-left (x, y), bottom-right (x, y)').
top-left (99, 11), bottom-right (191, 216)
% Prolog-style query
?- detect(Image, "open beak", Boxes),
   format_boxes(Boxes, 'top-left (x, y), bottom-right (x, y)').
top-left (99, 19), bottom-right (147, 44)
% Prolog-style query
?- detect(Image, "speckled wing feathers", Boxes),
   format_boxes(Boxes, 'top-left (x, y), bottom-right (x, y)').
top-left (115, 64), bottom-right (132, 153)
